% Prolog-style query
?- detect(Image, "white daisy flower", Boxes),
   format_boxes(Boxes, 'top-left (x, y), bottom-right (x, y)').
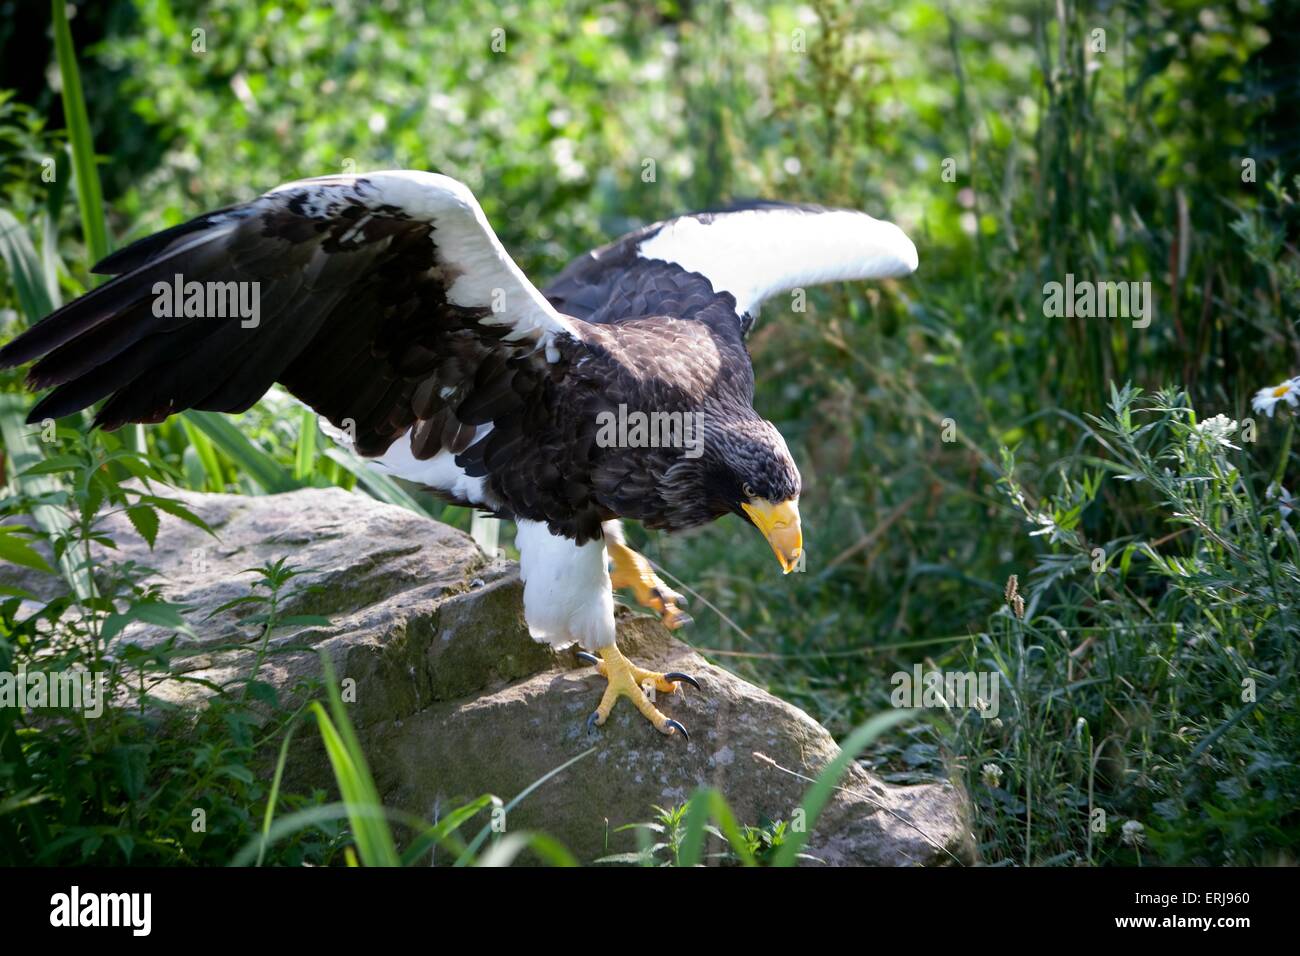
top-left (1195, 414), bottom-right (1240, 450)
top-left (1251, 377), bottom-right (1300, 418)
top-left (980, 763), bottom-right (1003, 788)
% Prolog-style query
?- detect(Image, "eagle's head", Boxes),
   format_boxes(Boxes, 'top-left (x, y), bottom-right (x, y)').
top-left (666, 412), bottom-right (803, 573)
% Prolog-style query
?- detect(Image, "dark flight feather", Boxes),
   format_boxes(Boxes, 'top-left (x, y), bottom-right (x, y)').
top-left (0, 174), bottom-right (912, 543)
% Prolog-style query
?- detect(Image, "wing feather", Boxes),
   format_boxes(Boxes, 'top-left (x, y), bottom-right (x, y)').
top-left (544, 200), bottom-right (917, 335)
top-left (0, 171), bottom-right (576, 462)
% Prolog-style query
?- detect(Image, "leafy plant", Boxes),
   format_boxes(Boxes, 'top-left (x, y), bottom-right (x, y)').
top-left (0, 429), bottom-right (343, 864)
top-left (604, 710), bottom-right (915, 866)
top-left (942, 384), bottom-right (1300, 865)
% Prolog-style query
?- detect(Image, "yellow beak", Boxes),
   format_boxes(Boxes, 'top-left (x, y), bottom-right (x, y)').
top-left (741, 498), bottom-right (804, 574)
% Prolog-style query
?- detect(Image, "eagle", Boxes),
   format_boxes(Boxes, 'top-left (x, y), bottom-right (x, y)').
top-left (0, 171), bottom-right (917, 741)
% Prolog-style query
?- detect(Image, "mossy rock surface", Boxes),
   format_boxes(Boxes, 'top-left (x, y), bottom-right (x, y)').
top-left (8, 486), bottom-right (973, 865)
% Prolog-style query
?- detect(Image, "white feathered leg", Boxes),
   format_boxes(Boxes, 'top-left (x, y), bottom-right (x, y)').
top-left (515, 519), bottom-right (615, 652)
top-left (515, 519), bottom-right (699, 740)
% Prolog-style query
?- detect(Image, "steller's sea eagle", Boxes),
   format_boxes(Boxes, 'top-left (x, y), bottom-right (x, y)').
top-left (0, 171), bottom-right (917, 741)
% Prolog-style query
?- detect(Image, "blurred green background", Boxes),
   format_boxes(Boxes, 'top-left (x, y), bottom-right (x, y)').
top-left (2, 0), bottom-right (1299, 865)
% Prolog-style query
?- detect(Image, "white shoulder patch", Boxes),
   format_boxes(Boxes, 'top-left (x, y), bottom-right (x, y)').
top-left (369, 426), bottom-right (493, 506)
top-left (635, 206), bottom-right (918, 317)
top-left (319, 415), bottom-right (493, 508)
top-left (271, 170), bottom-right (575, 355)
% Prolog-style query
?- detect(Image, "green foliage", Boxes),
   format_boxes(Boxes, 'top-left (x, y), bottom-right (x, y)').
top-left (946, 385), bottom-right (1299, 865)
top-left (307, 654), bottom-right (400, 867)
top-left (0, 429), bottom-right (343, 864)
top-left (0, 424), bottom-right (578, 867)
top-left (606, 710), bottom-right (913, 866)
top-left (2, 0), bottom-right (1299, 865)
top-left (51, 0), bottom-right (108, 271)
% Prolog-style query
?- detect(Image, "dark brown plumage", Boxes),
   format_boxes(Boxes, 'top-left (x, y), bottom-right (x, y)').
top-left (0, 171), bottom-right (921, 551)
top-left (0, 173), bottom-right (804, 545)
top-left (0, 169), bottom-right (924, 742)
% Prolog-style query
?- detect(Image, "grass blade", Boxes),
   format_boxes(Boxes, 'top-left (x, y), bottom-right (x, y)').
top-left (677, 787), bottom-right (757, 867)
top-left (178, 415), bottom-right (226, 490)
top-left (475, 832), bottom-right (579, 867)
top-left (0, 394), bottom-right (93, 599)
top-left (0, 209), bottom-right (55, 322)
top-left (309, 652), bottom-right (399, 866)
top-left (399, 795), bottom-right (497, 866)
top-left (770, 710), bottom-right (916, 868)
top-left (255, 720), bottom-right (298, 867)
top-left (293, 406), bottom-right (318, 482)
top-left (182, 411), bottom-right (298, 494)
top-left (229, 802), bottom-right (353, 867)
top-left (50, 0), bottom-right (109, 269)
top-left (454, 746), bottom-right (595, 866)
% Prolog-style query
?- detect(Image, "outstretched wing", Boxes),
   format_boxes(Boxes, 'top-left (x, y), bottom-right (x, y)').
top-left (544, 200), bottom-right (918, 336)
top-left (0, 170), bottom-right (576, 458)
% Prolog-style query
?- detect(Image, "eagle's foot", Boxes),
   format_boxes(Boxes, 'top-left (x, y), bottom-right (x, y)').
top-left (576, 646), bottom-right (699, 741)
top-left (607, 539), bottom-right (692, 630)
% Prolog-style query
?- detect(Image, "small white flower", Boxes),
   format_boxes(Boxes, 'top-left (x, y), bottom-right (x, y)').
top-left (1027, 511), bottom-right (1067, 543)
top-left (980, 763), bottom-right (1003, 788)
top-left (1121, 819), bottom-right (1146, 846)
top-left (1195, 413), bottom-right (1240, 450)
top-left (1251, 377), bottom-right (1300, 418)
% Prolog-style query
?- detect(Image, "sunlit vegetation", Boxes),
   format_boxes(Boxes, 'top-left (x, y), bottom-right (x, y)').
top-left (1, 0), bottom-right (1297, 865)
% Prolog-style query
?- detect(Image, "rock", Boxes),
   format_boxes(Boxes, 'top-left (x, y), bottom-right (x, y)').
top-left (373, 616), bottom-right (973, 865)
top-left (6, 486), bottom-right (973, 865)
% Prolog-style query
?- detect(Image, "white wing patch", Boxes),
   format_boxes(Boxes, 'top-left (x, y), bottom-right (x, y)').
top-left (271, 170), bottom-right (576, 357)
top-left (635, 206), bottom-right (918, 318)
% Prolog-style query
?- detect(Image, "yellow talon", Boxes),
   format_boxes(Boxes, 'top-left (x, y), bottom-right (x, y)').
top-left (607, 538), bottom-right (691, 629)
top-left (584, 645), bottom-right (697, 740)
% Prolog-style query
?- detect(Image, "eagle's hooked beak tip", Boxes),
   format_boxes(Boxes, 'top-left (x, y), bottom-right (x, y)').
top-left (741, 498), bottom-right (803, 574)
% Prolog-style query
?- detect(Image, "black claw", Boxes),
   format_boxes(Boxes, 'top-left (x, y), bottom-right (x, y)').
top-left (673, 611), bottom-right (694, 627)
top-left (664, 718), bottom-right (689, 742)
top-left (664, 672), bottom-right (701, 691)
top-left (586, 711), bottom-right (600, 734)
top-left (576, 651), bottom-right (600, 666)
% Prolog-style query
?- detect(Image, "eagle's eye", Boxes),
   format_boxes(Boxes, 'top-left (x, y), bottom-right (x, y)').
top-left (742, 482), bottom-right (756, 500)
